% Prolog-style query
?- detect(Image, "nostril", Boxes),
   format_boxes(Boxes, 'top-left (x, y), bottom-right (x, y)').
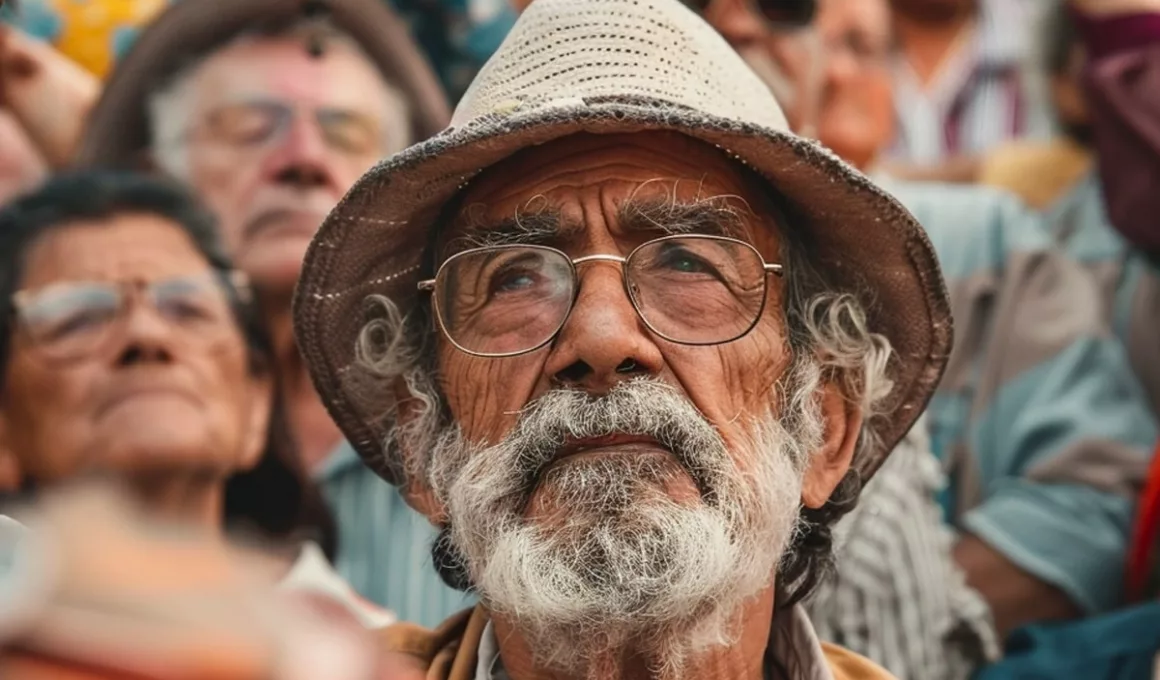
top-left (615, 358), bottom-right (639, 374)
top-left (275, 164), bottom-right (327, 187)
top-left (554, 360), bottom-right (592, 385)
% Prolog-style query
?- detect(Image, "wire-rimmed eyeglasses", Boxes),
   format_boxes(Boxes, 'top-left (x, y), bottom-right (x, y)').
top-left (417, 234), bottom-right (784, 358)
top-left (11, 271), bottom-right (250, 365)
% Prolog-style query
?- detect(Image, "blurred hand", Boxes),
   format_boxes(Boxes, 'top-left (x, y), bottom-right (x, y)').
top-left (0, 24), bottom-right (98, 167)
top-left (0, 484), bottom-right (383, 680)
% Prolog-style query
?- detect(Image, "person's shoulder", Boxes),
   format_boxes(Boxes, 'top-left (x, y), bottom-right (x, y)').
top-left (822, 642), bottom-right (899, 680)
top-left (375, 608), bottom-right (477, 677)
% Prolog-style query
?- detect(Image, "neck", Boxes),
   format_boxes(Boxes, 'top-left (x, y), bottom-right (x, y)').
top-left (128, 472), bottom-right (224, 533)
top-left (261, 288), bottom-right (344, 472)
top-left (893, 5), bottom-right (977, 86)
top-left (493, 586), bottom-right (777, 680)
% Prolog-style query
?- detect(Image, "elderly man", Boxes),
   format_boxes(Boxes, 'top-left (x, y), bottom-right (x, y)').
top-left (70, 0), bottom-right (468, 626)
top-left (797, 0), bottom-right (1156, 677)
top-left (0, 0), bottom-right (950, 678)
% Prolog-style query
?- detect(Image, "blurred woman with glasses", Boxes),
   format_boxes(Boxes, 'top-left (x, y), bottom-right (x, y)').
top-left (0, 171), bottom-right (391, 629)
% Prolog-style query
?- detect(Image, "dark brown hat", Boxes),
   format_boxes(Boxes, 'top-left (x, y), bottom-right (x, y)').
top-left (74, 0), bottom-right (450, 169)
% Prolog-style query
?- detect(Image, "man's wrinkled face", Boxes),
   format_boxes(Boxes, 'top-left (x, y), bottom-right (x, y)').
top-left (168, 37), bottom-right (398, 290)
top-left (419, 132), bottom-right (825, 670)
top-left (816, 0), bottom-right (894, 169)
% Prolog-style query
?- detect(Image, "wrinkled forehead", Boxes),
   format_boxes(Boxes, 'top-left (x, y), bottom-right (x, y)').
top-left (187, 35), bottom-right (389, 111)
top-left (444, 132), bottom-right (782, 251)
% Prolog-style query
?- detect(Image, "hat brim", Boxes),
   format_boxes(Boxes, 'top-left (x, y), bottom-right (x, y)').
top-left (74, 0), bottom-right (450, 169)
top-left (293, 98), bottom-right (953, 485)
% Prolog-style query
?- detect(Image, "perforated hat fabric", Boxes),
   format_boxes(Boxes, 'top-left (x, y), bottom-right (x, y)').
top-left (292, 0), bottom-right (953, 486)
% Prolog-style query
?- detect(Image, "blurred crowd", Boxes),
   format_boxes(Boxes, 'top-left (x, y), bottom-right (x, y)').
top-left (0, 0), bottom-right (1158, 678)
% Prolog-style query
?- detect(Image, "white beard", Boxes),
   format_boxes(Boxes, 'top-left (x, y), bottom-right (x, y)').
top-left (427, 379), bottom-right (817, 677)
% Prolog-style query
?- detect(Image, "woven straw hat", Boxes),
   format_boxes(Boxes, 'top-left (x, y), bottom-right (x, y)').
top-left (293, 0), bottom-right (952, 485)
top-left (73, 0), bottom-right (449, 169)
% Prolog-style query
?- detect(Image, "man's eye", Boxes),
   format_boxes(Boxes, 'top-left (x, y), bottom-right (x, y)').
top-left (492, 270), bottom-right (538, 293)
top-left (659, 250), bottom-right (713, 274)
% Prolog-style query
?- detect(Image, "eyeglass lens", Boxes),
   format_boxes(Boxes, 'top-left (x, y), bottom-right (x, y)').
top-left (18, 273), bottom-right (236, 362)
top-left (205, 101), bottom-right (381, 154)
top-left (434, 236), bottom-right (769, 356)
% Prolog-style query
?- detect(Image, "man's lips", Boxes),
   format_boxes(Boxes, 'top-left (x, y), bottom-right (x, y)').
top-left (555, 434), bottom-right (668, 460)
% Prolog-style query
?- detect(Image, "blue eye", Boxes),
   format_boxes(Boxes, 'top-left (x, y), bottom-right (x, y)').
top-left (494, 271), bottom-right (537, 292)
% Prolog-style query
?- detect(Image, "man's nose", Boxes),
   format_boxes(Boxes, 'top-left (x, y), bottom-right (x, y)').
top-left (542, 264), bottom-right (664, 392)
top-left (113, 303), bottom-right (177, 366)
top-left (265, 114), bottom-right (338, 190)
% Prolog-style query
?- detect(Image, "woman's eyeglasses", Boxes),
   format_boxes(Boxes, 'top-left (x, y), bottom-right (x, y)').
top-left (11, 271), bottom-right (250, 364)
top-left (418, 235), bottom-right (784, 358)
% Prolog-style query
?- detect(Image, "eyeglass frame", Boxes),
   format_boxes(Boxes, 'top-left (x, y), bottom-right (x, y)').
top-left (417, 234), bottom-right (785, 359)
top-left (158, 98), bottom-right (385, 157)
top-left (9, 270), bottom-right (253, 363)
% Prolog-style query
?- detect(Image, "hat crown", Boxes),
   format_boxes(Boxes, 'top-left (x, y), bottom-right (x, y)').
top-left (451, 0), bottom-right (790, 131)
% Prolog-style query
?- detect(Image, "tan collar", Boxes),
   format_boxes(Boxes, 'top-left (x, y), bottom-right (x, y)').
top-left (380, 604), bottom-right (895, 680)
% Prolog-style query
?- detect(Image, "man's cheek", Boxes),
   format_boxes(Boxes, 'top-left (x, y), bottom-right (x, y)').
top-left (441, 355), bottom-right (543, 443)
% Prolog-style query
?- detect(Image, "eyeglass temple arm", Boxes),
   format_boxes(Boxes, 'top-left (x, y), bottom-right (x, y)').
top-left (417, 279), bottom-right (436, 292)
top-left (765, 263), bottom-right (784, 277)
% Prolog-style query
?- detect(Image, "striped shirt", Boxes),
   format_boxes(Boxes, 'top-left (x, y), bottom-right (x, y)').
top-left (808, 416), bottom-right (998, 680)
top-left (314, 442), bottom-right (475, 629)
top-left (888, 0), bottom-right (1056, 164)
top-left (807, 179), bottom-right (1157, 678)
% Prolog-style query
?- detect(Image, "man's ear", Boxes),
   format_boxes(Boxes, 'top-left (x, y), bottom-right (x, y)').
top-left (392, 376), bottom-right (445, 526)
top-left (0, 413), bottom-right (23, 491)
top-left (237, 372), bottom-right (274, 472)
top-left (801, 381), bottom-right (863, 509)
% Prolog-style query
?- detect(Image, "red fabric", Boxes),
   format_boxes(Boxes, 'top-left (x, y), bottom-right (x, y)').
top-left (1073, 8), bottom-right (1160, 60)
top-left (1127, 441), bottom-right (1160, 601)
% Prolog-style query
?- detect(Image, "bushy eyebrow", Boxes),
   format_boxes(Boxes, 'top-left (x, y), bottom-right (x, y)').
top-left (445, 191), bottom-right (754, 255)
top-left (617, 195), bottom-right (752, 240)
top-left (445, 206), bottom-right (581, 255)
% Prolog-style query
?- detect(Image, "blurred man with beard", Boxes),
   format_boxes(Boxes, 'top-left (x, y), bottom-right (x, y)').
top-left (72, 0), bottom-right (471, 626)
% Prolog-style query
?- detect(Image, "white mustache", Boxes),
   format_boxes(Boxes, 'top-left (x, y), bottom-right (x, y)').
top-left (498, 379), bottom-right (728, 502)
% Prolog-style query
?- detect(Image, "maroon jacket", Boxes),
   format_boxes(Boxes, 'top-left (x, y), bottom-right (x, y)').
top-left (1076, 9), bottom-right (1160, 257)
